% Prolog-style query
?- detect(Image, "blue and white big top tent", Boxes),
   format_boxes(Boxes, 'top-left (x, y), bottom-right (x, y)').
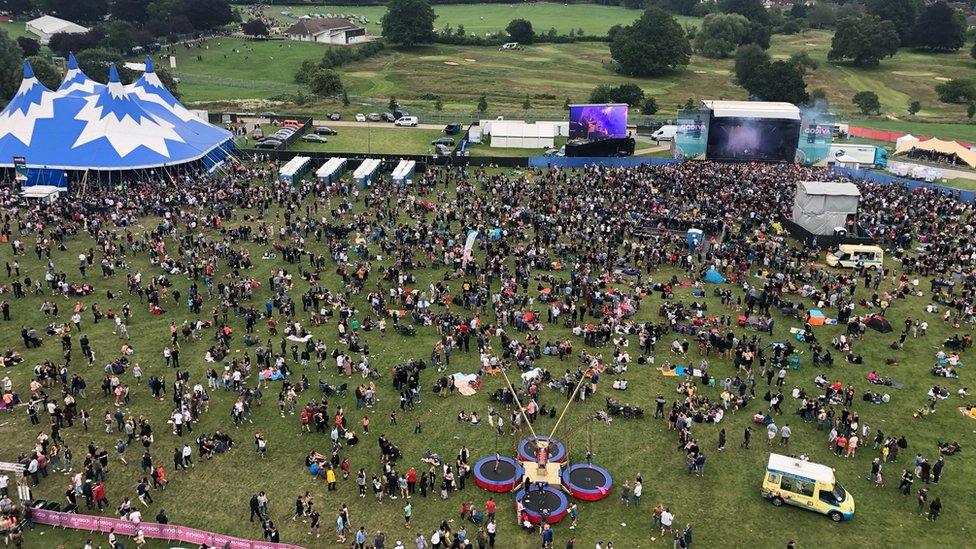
top-left (0, 54), bottom-right (234, 188)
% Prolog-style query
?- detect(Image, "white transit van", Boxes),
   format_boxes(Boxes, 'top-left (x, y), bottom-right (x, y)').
top-left (651, 125), bottom-right (677, 142)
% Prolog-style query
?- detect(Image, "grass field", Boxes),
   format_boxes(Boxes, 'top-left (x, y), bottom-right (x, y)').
top-left (1, 168), bottom-right (974, 549)
top-left (0, 21), bottom-right (33, 41)
top-left (259, 2), bottom-right (700, 37)
top-left (289, 125), bottom-right (445, 154)
top-left (172, 29), bottom-right (976, 133)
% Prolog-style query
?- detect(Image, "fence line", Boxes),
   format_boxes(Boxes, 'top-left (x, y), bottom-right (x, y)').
top-left (31, 508), bottom-right (305, 549)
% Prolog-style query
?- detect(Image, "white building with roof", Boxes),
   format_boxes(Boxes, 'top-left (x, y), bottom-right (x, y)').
top-left (26, 15), bottom-right (89, 45)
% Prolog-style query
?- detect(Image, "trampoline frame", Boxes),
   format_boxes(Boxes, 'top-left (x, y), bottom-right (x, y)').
top-left (561, 463), bottom-right (613, 501)
top-left (515, 486), bottom-right (570, 525)
top-left (473, 455), bottom-right (524, 493)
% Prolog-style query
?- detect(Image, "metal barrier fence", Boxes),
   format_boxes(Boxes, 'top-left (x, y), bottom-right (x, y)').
top-left (30, 508), bottom-right (304, 549)
top-left (831, 166), bottom-right (975, 202)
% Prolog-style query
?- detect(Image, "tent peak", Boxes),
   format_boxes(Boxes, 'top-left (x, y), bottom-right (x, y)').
top-left (22, 59), bottom-right (34, 79)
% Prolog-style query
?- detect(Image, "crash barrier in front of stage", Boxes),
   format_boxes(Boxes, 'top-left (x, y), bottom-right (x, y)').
top-left (527, 157), bottom-right (682, 169)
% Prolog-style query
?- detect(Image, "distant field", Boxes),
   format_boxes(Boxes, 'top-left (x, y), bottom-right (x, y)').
top-left (166, 26), bottom-right (976, 141)
top-left (0, 21), bottom-right (33, 40)
top-left (260, 2), bottom-right (699, 36)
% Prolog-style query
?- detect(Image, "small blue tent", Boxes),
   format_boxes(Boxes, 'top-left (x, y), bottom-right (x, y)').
top-left (703, 267), bottom-right (726, 284)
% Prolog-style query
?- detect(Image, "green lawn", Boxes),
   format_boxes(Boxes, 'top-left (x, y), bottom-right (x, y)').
top-left (0, 169), bottom-right (974, 549)
top-left (938, 177), bottom-right (976, 191)
top-left (288, 125), bottom-right (445, 154)
top-left (261, 2), bottom-right (698, 37)
top-left (0, 21), bottom-right (34, 41)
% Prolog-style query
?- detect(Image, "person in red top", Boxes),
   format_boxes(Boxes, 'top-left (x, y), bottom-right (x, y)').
top-left (406, 467), bottom-right (417, 495)
top-left (93, 481), bottom-right (108, 511)
top-left (486, 497), bottom-right (496, 521)
top-left (835, 435), bottom-right (848, 456)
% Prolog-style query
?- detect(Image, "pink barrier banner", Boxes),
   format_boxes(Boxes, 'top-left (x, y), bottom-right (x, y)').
top-left (32, 509), bottom-right (305, 549)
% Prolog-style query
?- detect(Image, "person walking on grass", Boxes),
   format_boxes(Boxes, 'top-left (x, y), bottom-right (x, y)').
top-left (928, 497), bottom-right (941, 520)
top-left (741, 426), bottom-right (751, 449)
top-left (767, 421), bottom-right (777, 446)
top-left (718, 428), bottom-right (726, 451)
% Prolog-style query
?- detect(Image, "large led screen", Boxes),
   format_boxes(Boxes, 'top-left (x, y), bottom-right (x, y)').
top-left (705, 117), bottom-right (800, 162)
top-left (569, 104), bottom-right (628, 140)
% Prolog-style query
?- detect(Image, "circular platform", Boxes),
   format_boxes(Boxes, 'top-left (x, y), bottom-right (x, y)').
top-left (517, 435), bottom-right (567, 463)
top-left (515, 485), bottom-right (570, 525)
top-left (472, 455), bottom-right (524, 493)
top-left (561, 463), bottom-right (612, 501)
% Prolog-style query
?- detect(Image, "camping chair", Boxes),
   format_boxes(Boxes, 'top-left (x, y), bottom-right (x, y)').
top-left (336, 383), bottom-right (348, 396)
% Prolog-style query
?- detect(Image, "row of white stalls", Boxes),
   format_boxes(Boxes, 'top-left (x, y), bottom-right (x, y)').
top-left (288, 157), bottom-right (418, 187)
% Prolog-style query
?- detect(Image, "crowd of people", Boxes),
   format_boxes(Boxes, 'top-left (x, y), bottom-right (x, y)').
top-left (0, 157), bottom-right (972, 548)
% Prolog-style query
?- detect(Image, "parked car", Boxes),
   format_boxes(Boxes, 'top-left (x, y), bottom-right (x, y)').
top-left (250, 128), bottom-right (264, 139)
top-left (393, 109), bottom-right (409, 120)
top-left (281, 119), bottom-right (302, 130)
top-left (328, 112), bottom-right (341, 120)
top-left (434, 144), bottom-right (452, 156)
top-left (301, 134), bottom-right (328, 143)
top-left (314, 126), bottom-right (338, 136)
top-left (260, 111), bottom-right (276, 117)
top-left (431, 137), bottom-right (455, 146)
top-left (355, 113), bottom-right (366, 122)
top-left (366, 113), bottom-right (382, 122)
top-left (395, 116), bottom-right (419, 127)
top-left (381, 112), bottom-right (396, 122)
top-left (444, 123), bottom-right (462, 135)
top-left (254, 140), bottom-right (280, 149)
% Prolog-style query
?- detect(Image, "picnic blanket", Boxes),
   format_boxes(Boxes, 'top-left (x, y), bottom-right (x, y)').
top-left (451, 373), bottom-right (480, 396)
top-left (287, 334), bottom-right (312, 343)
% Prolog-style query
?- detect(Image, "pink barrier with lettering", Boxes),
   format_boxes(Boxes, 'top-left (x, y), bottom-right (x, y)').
top-left (32, 509), bottom-right (305, 549)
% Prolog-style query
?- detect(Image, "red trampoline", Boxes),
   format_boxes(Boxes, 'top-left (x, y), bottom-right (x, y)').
top-left (473, 455), bottom-right (523, 493)
top-left (515, 485), bottom-right (569, 525)
top-left (561, 463), bottom-right (612, 501)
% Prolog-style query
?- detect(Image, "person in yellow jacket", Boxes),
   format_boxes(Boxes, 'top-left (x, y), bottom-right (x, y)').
top-left (326, 466), bottom-right (337, 491)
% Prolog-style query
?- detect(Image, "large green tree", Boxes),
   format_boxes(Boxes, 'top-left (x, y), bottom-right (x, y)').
top-left (175, 0), bottom-right (234, 31)
top-left (27, 56), bottom-right (61, 89)
top-left (805, 3), bottom-right (836, 29)
top-left (104, 21), bottom-right (138, 53)
top-left (505, 19), bottom-right (534, 44)
top-left (733, 43), bottom-right (769, 87)
top-left (609, 7), bottom-right (691, 76)
top-left (828, 16), bottom-right (900, 66)
top-left (76, 48), bottom-right (131, 83)
top-left (865, 0), bottom-right (919, 45)
top-left (720, 0), bottom-right (770, 26)
top-left (0, 30), bottom-right (22, 102)
top-left (43, 0), bottom-right (110, 24)
top-left (744, 60), bottom-right (808, 104)
top-left (934, 79), bottom-right (976, 103)
top-left (382, 0), bottom-right (437, 46)
top-left (694, 12), bottom-right (749, 58)
top-left (910, 1), bottom-right (964, 52)
top-left (309, 69), bottom-right (343, 97)
top-left (852, 91), bottom-right (881, 115)
top-left (112, 0), bottom-right (151, 25)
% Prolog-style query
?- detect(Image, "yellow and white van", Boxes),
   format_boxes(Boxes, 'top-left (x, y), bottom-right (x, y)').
top-left (762, 454), bottom-right (855, 521)
top-left (825, 244), bottom-right (883, 270)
